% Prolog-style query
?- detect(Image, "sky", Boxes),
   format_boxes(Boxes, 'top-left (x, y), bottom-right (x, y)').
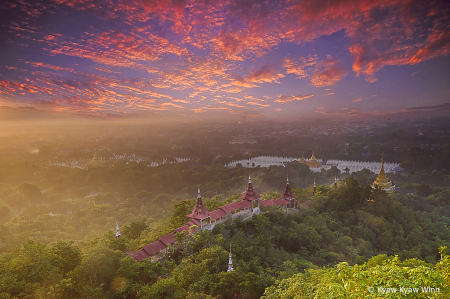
top-left (1, 0), bottom-right (450, 120)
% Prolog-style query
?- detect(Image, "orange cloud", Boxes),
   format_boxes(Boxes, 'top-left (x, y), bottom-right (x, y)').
top-left (283, 56), bottom-right (317, 79)
top-left (352, 97), bottom-right (363, 102)
top-left (275, 94), bottom-right (314, 103)
top-left (230, 65), bottom-right (285, 88)
top-left (247, 101), bottom-right (270, 107)
top-left (311, 57), bottom-right (347, 87)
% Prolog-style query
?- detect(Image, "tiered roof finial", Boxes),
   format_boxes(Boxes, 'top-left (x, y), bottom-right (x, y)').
top-left (249, 173), bottom-right (252, 184)
top-left (227, 243), bottom-right (234, 272)
top-left (116, 220), bottom-right (121, 239)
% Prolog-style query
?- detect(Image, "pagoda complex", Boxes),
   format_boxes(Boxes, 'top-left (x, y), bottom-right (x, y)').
top-left (128, 174), bottom-right (311, 263)
top-left (372, 157), bottom-right (395, 193)
top-left (299, 151), bottom-right (322, 168)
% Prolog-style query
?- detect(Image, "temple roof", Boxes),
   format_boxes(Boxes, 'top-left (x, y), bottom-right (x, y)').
top-left (280, 175), bottom-right (296, 200)
top-left (187, 187), bottom-right (209, 220)
top-left (159, 232), bottom-right (176, 246)
top-left (220, 200), bottom-right (252, 213)
top-left (142, 240), bottom-right (166, 256)
top-left (209, 209), bottom-right (227, 220)
top-left (129, 249), bottom-right (150, 262)
top-left (260, 198), bottom-right (290, 207)
top-left (241, 175), bottom-right (259, 201)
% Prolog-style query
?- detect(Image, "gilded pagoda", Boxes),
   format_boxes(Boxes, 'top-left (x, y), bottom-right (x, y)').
top-left (299, 151), bottom-right (322, 168)
top-left (372, 157), bottom-right (395, 193)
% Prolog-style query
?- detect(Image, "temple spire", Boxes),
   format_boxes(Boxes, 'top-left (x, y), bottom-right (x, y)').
top-left (188, 186), bottom-right (209, 219)
top-left (281, 173), bottom-right (295, 201)
top-left (312, 177), bottom-right (317, 195)
top-left (227, 243), bottom-right (234, 272)
top-left (241, 173), bottom-right (259, 201)
top-left (115, 220), bottom-right (121, 239)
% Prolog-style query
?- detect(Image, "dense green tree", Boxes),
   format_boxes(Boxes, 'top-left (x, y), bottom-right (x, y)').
top-left (122, 219), bottom-right (149, 240)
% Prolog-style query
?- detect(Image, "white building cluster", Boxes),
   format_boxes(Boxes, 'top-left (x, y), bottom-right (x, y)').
top-left (49, 155), bottom-right (190, 168)
top-left (326, 159), bottom-right (401, 174)
top-left (226, 156), bottom-right (401, 174)
top-left (225, 156), bottom-right (323, 168)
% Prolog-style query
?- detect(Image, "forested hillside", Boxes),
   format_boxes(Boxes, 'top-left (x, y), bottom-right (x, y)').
top-left (1, 177), bottom-right (449, 298)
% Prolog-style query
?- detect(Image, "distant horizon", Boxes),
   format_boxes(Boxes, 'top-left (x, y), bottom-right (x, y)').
top-left (1, 101), bottom-right (450, 124)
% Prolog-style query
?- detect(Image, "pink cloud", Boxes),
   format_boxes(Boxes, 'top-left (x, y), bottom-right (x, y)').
top-left (311, 56), bottom-right (347, 87)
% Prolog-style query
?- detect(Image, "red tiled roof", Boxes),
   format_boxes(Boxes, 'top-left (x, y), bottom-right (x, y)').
top-left (259, 200), bottom-right (275, 207)
top-left (220, 202), bottom-right (237, 213)
top-left (190, 218), bottom-right (201, 226)
top-left (209, 209), bottom-right (227, 220)
top-left (260, 199), bottom-right (289, 207)
top-left (159, 233), bottom-right (176, 246)
top-left (273, 198), bottom-right (290, 205)
top-left (236, 200), bottom-right (252, 208)
top-left (173, 225), bottom-right (190, 235)
top-left (142, 240), bottom-right (166, 256)
top-left (130, 249), bottom-right (150, 262)
top-left (220, 201), bottom-right (250, 213)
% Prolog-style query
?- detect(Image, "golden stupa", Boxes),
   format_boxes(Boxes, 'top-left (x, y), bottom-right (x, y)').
top-left (307, 150), bottom-right (322, 168)
top-left (372, 157), bottom-right (395, 193)
top-left (299, 153), bottom-right (306, 165)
